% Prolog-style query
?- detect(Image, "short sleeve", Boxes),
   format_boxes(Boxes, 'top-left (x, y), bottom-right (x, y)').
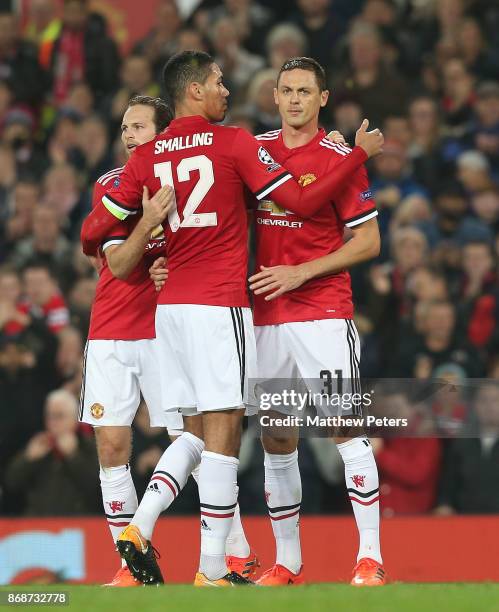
top-left (334, 166), bottom-right (378, 228)
top-left (231, 129), bottom-right (293, 200)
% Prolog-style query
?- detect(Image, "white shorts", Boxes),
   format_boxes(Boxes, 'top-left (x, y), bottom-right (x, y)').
top-left (79, 339), bottom-right (184, 431)
top-left (255, 319), bottom-right (362, 416)
top-left (155, 304), bottom-right (257, 414)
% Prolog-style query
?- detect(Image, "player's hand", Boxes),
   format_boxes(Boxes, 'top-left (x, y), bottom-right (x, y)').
top-left (25, 432), bottom-right (52, 461)
top-left (149, 256), bottom-right (168, 292)
top-left (326, 130), bottom-right (348, 146)
top-left (355, 119), bottom-right (384, 158)
top-left (249, 265), bottom-right (307, 301)
top-left (142, 185), bottom-right (174, 231)
top-left (55, 432), bottom-right (78, 457)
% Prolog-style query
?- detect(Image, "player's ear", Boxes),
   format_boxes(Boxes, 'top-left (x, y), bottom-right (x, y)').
top-left (189, 81), bottom-right (204, 102)
top-left (273, 88), bottom-right (279, 106)
top-left (320, 90), bottom-right (329, 108)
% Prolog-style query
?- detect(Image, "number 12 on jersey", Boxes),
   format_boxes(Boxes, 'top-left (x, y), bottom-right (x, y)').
top-left (154, 155), bottom-right (217, 232)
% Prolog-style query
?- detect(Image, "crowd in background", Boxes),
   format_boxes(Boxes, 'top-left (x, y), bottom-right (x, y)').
top-left (1, 0), bottom-right (499, 518)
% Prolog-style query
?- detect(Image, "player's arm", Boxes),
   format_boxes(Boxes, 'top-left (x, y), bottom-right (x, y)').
top-left (250, 219), bottom-right (380, 300)
top-left (81, 156), bottom-right (143, 256)
top-left (236, 120), bottom-right (383, 219)
top-left (105, 185), bottom-right (173, 280)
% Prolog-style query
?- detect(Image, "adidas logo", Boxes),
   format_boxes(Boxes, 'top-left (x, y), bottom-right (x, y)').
top-left (201, 519), bottom-right (211, 531)
top-left (148, 482), bottom-right (160, 494)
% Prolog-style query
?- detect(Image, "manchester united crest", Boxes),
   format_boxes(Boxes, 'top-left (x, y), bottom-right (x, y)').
top-left (91, 403), bottom-right (104, 419)
top-left (298, 173), bottom-right (317, 187)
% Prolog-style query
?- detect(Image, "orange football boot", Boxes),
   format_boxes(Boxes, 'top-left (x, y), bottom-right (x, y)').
top-left (256, 564), bottom-right (304, 586)
top-left (351, 558), bottom-right (386, 586)
top-left (103, 566), bottom-right (140, 587)
top-left (194, 571), bottom-right (253, 586)
top-left (226, 550), bottom-right (260, 579)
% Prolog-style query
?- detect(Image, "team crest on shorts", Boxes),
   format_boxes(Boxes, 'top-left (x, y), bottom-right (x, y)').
top-left (298, 173), bottom-right (317, 186)
top-left (91, 403), bottom-right (104, 419)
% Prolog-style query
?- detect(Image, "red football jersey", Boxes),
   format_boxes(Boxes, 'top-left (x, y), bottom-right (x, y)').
top-left (253, 129), bottom-right (377, 325)
top-left (102, 116), bottom-right (297, 307)
top-left (87, 167), bottom-right (166, 340)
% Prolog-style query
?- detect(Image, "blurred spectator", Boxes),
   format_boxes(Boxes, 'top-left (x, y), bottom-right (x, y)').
top-left (0, 8), bottom-right (47, 108)
top-left (211, 16), bottom-right (264, 96)
top-left (332, 22), bottom-right (409, 127)
top-left (441, 58), bottom-right (475, 129)
top-left (457, 149), bottom-right (495, 193)
top-left (456, 17), bottom-right (499, 82)
top-left (9, 205), bottom-right (72, 278)
top-left (23, 0), bottom-right (62, 70)
top-left (331, 97), bottom-right (363, 146)
top-left (4, 389), bottom-right (100, 515)
top-left (109, 55), bottom-right (159, 131)
top-left (436, 383), bottom-right (499, 514)
top-left (408, 95), bottom-right (448, 192)
top-left (46, 110), bottom-right (81, 165)
top-left (0, 266), bottom-right (29, 337)
top-left (266, 23), bottom-right (307, 70)
top-left (470, 187), bottom-right (499, 230)
top-left (371, 390), bottom-right (442, 517)
top-left (462, 81), bottom-right (499, 170)
top-left (20, 262), bottom-right (69, 334)
top-left (389, 300), bottom-right (485, 378)
top-left (67, 274), bottom-right (95, 337)
top-left (55, 325), bottom-right (82, 392)
top-left (49, 0), bottom-right (120, 106)
top-left (2, 108), bottom-right (49, 180)
top-left (418, 182), bottom-right (493, 248)
top-left (62, 82), bottom-right (95, 120)
top-left (245, 68), bottom-right (281, 134)
top-left (371, 139), bottom-right (428, 236)
top-left (41, 163), bottom-right (89, 237)
top-left (75, 115), bottom-right (112, 184)
top-left (3, 179), bottom-right (39, 247)
top-left (196, 0), bottom-right (274, 57)
top-left (134, 0), bottom-right (181, 77)
top-left (290, 0), bottom-right (344, 68)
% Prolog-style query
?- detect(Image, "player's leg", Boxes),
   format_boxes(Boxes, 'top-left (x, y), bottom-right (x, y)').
top-left (116, 320), bottom-right (203, 584)
top-left (255, 325), bottom-right (304, 586)
top-left (79, 340), bottom-right (140, 587)
top-left (130, 340), bottom-right (204, 541)
top-left (196, 408), bottom-right (245, 584)
top-left (189, 305), bottom-right (256, 586)
top-left (288, 319), bottom-right (384, 585)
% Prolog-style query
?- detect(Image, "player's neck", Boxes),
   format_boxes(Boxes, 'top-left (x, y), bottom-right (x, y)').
top-left (281, 121), bottom-right (319, 149)
top-left (175, 102), bottom-right (209, 121)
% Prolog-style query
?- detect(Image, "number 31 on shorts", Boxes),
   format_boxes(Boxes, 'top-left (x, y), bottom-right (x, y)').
top-left (154, 155), bottom-right (217, 231)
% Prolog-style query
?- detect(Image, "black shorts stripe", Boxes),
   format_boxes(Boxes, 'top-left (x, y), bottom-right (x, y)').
top-left (254, 171), bottom-right (292, 199)
top-left (343, 207), bottom-right (377, 226)
top-left (78, 341), bottom-right (89, 420)
top-left (267, 502), bottom-right (301, 513)
top-left (230, 307), bottom-right (244, 398)
top-left (347, 320), bottom-right (362, 397)
top-left (345, 321), bottom-right (361, 415)
top-left (236, 307), bottom-right (246, 397)
top-left (153, 470), bottom-right (180, 493)
top-left (200, 502), bottom-right (238, 510)
top-left (346, 487), bottom-right (379, 498)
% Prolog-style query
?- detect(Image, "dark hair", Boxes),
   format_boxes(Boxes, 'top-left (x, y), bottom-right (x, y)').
top-left (128, 95), bottom-right (172, 133)
top-left (277, 57), bottom-right (327, 91)
top-left (162, 50), bottom-right (214, 108)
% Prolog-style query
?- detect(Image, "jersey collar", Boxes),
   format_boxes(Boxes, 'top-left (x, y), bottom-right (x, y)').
top-left (168, 115), bottom-right (211, 130)
top-left (277, 128), bottom-right (327, 156)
